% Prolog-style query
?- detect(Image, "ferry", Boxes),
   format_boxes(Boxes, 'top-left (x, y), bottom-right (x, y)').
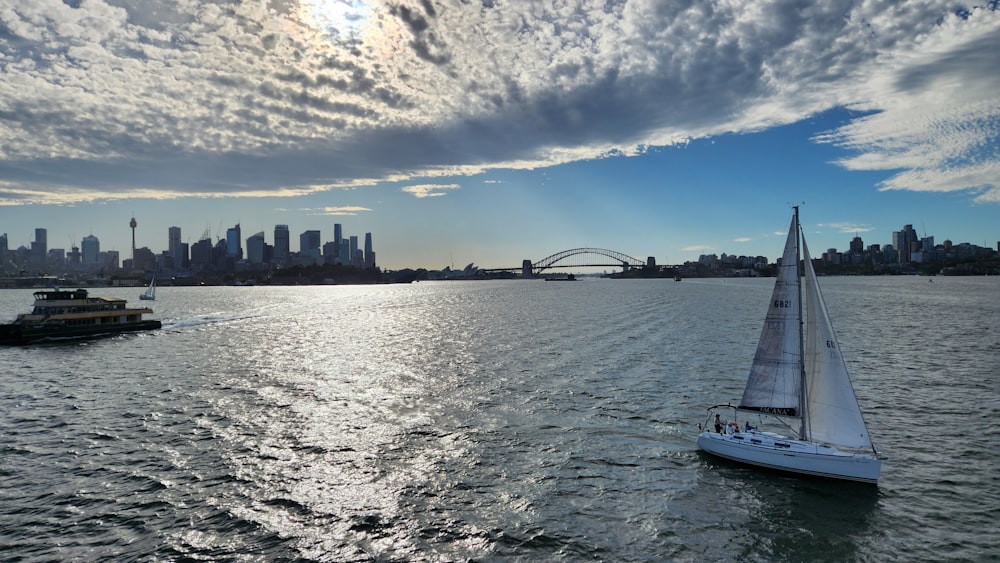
top-left (0, 288), bottom-right (162, 345)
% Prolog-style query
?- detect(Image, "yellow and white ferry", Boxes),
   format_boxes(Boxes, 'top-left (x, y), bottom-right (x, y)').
top-left (0, 288), bottom-right (162, 345)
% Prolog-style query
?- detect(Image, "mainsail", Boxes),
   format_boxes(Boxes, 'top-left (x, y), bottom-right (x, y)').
top-left (739, 216), bottom-right (802, 416)
top-left (802, 239), bottom-right (875, 450)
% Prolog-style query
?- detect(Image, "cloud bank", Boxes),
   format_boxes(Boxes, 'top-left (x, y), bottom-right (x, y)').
top-left (0, 0), bottom-right (997, 204)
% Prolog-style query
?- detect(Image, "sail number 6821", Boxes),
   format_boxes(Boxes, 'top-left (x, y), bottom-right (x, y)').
top-left (773, 300), bottom-right (792, 308)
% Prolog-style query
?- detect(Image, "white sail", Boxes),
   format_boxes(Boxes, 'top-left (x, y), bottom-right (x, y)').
top-left (140, 277), bottom-right (155, 300)
top-left (739, 216), bottom-right (802, 416)
top-left (802, 239), bottom-right (875, 450)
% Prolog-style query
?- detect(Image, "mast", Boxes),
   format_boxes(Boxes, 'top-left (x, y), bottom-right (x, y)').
top-left (795, 206), bottom-right (808, 440)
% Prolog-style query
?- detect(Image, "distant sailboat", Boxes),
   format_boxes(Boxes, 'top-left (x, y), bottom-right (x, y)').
top-left (139, 277), bottom-right (156, 301)
top-left (697, 207), bottom-right (881, 483)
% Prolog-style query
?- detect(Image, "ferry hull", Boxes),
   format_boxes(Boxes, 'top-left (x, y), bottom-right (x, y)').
top-left (697, 431), bottom-right (881, 484)
top-left (0, 320), bottom-right (162, 345)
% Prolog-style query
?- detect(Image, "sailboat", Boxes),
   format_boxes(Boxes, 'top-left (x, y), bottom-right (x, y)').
top-left (139, 277), bottom-right (156, 301)
top-left (697, 207), bottom-right (881, 483)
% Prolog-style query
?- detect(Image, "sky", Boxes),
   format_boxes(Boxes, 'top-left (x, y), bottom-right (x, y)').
top-left (1, 0), bottom-right (998, 271)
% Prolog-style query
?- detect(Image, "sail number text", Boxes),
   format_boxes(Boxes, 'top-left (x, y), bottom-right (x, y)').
top-left (773, 300), bottom-right (793, 308)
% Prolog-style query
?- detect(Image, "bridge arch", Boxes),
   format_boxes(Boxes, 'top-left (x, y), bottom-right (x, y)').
top-left (528, 247), bottom-right (646, 275)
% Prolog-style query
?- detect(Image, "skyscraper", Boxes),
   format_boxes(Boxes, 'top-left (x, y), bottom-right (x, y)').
top-left (226, 224), bottom-right (243, 259)
top-left (339, 239), bottom-right (350, 265)
top-left (190, 238), bottom-right (214, 271)
top-left (81, 234), bottom-right (100, 266)
top-left (0, 233), bottom-right (8, 272)
top-left (32, 228), bottom-right (47, 272)
top-left (333, 223), bottom-right (344, 265)
top-left (364, 232), bottom-right (375, 268)
top-left (893, 224), bottom-right (918, 263)
top-left (274, 225), bottom-right (289, 262)
top-left (247, 232), bottom-right (266, 264)
top-left (349, 235), bottom-right (359, 267)
top-left (300, 230), bottom-right (321, 260)
top-left (169, 226), bottom-right (183, 268)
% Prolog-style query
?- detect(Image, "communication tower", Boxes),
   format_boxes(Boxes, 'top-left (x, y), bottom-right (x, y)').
top-left (130, 216), bottom-right (137, 267)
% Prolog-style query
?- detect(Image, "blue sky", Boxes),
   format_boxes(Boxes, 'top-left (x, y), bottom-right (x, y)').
top-left (1, 1), bottom-right (997, 270)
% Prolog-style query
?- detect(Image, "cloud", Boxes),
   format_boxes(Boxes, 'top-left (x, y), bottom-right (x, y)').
top-left (821, 222), bottom-right (874, 234)
top-left (733, 237), bottom-right (752, 243)
top-left (683, 245), bottom-right (713, 253)
top-left (402, 183), bottom-right (460, 198)
top-left (0, 1), bottom-right (996, 204)
top-left (814, 9), bottom-right (1000, 202)
top-left (315, 206), bottom-right (372, 216)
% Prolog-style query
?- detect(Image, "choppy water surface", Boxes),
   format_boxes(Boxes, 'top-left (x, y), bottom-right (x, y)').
top-left (1, 277), bottom-right (997, 561)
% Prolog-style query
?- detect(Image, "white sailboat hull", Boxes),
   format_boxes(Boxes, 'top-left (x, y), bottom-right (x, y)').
top-left (697, 431), bottom-right (881, 484)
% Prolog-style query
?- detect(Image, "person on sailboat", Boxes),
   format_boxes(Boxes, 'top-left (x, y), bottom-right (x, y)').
top-left (714, 414), bottom-right (723, 434)
top-left (744, 421), bottom-right (755, 432)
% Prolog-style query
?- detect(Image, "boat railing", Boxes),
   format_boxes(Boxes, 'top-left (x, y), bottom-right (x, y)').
top-left (700, 403), bottom-right (804, 439)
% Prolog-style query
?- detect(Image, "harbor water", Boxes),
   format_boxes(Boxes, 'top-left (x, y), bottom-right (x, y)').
top-left (1, 276), bottom-right (998, 561)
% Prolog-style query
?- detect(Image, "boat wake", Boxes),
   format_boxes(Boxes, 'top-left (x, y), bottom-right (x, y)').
top-left (161, 312), bottom-right (266, 331)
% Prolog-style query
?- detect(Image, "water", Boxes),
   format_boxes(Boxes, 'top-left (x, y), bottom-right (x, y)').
top-left (1, 277), bottom-right (997, 561)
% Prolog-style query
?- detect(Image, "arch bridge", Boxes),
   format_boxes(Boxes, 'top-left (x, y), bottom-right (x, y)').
top-left (522, 247), bottom-right (647, 276)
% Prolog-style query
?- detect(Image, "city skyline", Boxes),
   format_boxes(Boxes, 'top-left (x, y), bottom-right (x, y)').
top-left (1, 2), bottom-right (998, 269)
top-left (3, 214), bottom-right (992, 275)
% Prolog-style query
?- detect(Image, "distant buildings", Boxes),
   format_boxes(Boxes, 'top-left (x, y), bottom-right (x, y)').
top-left (690, 222), bottom-right (998, 276)
top-left (0, 217), bottom-right (993, 279)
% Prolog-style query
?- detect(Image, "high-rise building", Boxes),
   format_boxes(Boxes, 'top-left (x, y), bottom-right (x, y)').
top-left (332, 224), bottom-right (345, 264)
top-left (81, 234), bottom-right (100, 265)
top-left (247, 232), bottom-right (266, 264)
top-left (133, 247), bottom-right (155, 271)
top-left (274, 225), bottom-right (289, 262)
top-left (169, 226), bottom-right (184, 267)
top-left (349, 235), bottom-right (359, 267)
top-left (104, 250), bottom-right (120, 270)
top-left (892, 224), bottom-right (918, 263)
top-left (300, 230), bottom-right (321, 259)
top-left (190, 238), bottom-right (214, 271)
top-left (322, 241), bottom-right (339, 264)
top-left (47, 248), bottom-right (65, 270)
top-left (68, 245), bottom-right (81, 267)
top-left (31, 228), bottom-right (47, 272)
top-left (0, 233), bottom-right (7, 270)
top-left (364, 232), bottom-right (375, 268)
top-left (226, 224), bottom-right (243, 259)
top-left (339, 239), bottom-right (350, 265)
